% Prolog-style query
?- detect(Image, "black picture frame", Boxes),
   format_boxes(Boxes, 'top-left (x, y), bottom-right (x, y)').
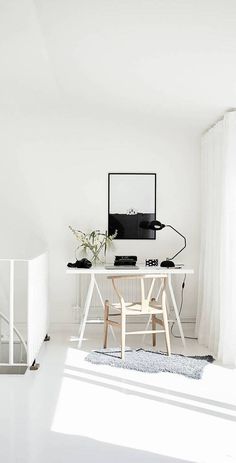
top-left (108, 173), bottom-right (156, 240)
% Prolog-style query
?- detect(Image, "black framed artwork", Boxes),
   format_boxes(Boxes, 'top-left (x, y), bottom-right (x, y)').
top-left (108, 173), bottom-right (156, 239)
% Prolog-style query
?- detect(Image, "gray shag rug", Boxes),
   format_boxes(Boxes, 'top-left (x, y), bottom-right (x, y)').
top-left (85, 348), bottom-right (214, 379)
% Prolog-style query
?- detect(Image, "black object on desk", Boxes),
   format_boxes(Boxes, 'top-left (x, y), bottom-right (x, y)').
top-left (145, 259), bottom-right (159, 266)
top-left (67, 258), bottom-right (92, 269)
top-left (114, 256), bottom-right (137, 266)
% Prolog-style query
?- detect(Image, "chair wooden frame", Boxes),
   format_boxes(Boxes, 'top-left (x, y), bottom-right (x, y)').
top-left (103, 274), bottom-right (171, 360)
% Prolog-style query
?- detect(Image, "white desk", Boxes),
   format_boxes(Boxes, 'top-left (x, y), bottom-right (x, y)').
top-left (66, 266), bottom-right (194, 348)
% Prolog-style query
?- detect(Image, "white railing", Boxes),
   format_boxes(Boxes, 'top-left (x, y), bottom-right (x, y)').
top-left (0, 252), bottom-right (48, 371)
top-left (0, 309), bottom-right (27, 361)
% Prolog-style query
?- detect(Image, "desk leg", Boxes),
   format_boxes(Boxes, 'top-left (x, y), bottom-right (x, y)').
top-left (94, 277), bottom-right (116, 342)
top-left (78, 274), bottom-right (95, 349)
top-left (168, 274), bottom-right (186, 347)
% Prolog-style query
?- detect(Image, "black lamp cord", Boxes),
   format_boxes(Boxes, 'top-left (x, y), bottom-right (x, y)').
top-left (170, 275), bottom-right (198, 340)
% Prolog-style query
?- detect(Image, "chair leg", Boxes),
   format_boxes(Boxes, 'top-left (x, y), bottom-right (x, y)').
top-left (103, 300), bottom-right (109, 348)
top-left (162, 289), bottom-right (171, 356)
top-left (151, 297), bottom-right (156, 347)
top-left (121, 310), bottom-right (126, 360)
top-left (152, 315), bottom-right (156, 347)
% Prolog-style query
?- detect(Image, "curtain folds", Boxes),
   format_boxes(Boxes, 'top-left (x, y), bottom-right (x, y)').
top-left (196, 111), bottom-right (236, 366)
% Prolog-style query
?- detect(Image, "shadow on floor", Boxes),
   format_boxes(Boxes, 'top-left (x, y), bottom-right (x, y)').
top-left (42, 431), bottom-right (194, 463)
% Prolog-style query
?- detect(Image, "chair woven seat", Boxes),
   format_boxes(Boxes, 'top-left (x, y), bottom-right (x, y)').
top-left (110, 302), bottom-right (163, 315)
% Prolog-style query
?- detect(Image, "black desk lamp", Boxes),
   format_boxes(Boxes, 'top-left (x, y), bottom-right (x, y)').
top-left (146, 220), bottom-right (186, 268)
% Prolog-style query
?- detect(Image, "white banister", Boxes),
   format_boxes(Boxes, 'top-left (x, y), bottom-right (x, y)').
top-left (0, 252), bottom-right (48, 372)
top-left (0, 310), bottom-right (27, 353)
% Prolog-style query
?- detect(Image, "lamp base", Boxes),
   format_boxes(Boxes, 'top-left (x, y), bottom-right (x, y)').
top-left (160, 260), bottom-right (175, 268)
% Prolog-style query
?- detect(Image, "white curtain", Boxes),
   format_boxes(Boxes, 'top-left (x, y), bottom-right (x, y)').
top-left (196, 111), bottom-right (236, 366)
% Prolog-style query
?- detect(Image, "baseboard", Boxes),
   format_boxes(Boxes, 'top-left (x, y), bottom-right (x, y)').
top-left (71, 306), bottom-right (196, 322)
top-left (50, 317), bottom-right (196, 332)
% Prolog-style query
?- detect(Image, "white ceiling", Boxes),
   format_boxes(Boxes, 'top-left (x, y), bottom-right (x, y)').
top-left (1, 0), bottom-right (236, 133)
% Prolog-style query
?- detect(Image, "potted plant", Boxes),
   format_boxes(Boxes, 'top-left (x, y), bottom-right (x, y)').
top-left (69, 226), bottom-right (117, 264)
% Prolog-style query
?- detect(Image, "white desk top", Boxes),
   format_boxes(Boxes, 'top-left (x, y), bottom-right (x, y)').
top-left (66, 265), bottom-right (194, 275)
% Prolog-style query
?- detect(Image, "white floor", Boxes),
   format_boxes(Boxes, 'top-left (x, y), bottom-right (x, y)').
top-left (0, 325), bottom-right (236, 463)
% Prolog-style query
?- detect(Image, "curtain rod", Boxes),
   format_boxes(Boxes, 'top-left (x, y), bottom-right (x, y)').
top-left (202, 108), bottom-right (236, 136)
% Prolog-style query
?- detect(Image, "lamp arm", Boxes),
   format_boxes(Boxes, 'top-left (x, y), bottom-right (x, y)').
top-left (166, 225), bottom-right (187, 261)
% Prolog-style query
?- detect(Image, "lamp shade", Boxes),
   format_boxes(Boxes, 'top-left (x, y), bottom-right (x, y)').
top-left (148, 220), bottom-right (166, 231)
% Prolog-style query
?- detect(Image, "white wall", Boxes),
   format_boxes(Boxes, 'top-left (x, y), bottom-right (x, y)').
top-left (2, 0), bottom-right (236, 326)
top-left (0, 107), bottom-right (200, 323)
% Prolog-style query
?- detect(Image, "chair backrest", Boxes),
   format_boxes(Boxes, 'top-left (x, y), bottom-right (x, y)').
top-left (108, 274), bottom-right (167, 311)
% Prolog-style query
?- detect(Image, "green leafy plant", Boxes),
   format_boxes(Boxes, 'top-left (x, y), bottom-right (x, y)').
top-left (69, 226), bottom-right (117, 264)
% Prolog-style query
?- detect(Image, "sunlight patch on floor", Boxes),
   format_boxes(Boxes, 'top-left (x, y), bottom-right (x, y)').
top-left (51, 347), bottom-right (236, 463)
